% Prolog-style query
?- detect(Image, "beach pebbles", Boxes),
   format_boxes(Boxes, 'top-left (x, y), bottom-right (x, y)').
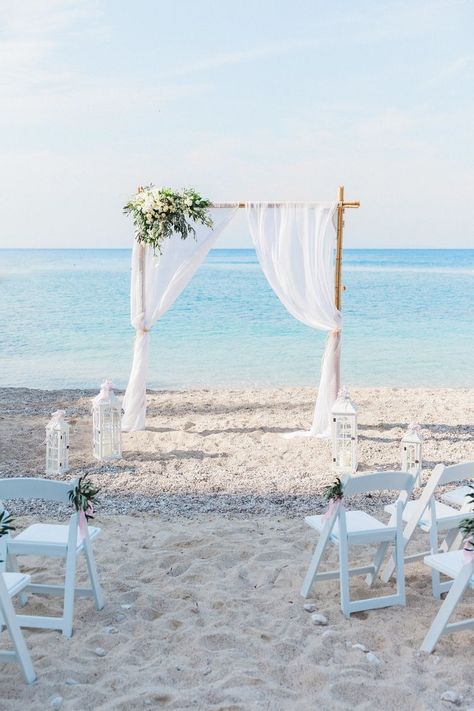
top-left (311, 612), bottom-right (328, 626)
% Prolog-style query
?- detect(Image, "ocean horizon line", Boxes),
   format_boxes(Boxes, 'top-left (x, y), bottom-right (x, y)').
top-left (1, 246), bottom-right (473, 252)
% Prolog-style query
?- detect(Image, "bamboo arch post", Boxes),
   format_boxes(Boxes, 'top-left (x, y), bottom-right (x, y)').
top-left (335, 185), bottom-right (360, 311)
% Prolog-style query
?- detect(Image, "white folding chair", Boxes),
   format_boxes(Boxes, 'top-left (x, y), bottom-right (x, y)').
top-left (0, 478), bottom-right (104, 638)
top-left (0, 533), bottom-right (36, 683)
top-left (381, 462), bottom-right (474, 598)
top-left (420, 551), bottom-right (474, 653)
top-left (301, 471), bottom-right (415, 617)
top-left (441, 485), bottom-right (473, 509)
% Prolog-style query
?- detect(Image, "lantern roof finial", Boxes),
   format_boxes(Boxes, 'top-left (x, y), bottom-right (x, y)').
top-left (402, 422), bottom-right (423, 443)
top-left (46, 410), bottom-right (68, 429)
top-left (332, 385), bottom-right (357, 415)
top-left (92, 379), bottom-right (119, 408)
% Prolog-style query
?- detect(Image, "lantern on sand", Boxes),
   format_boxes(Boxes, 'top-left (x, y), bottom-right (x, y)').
top-left (331, 387), bottom-right (358, 475)
top-left (45, 410), bottom-right (70, 475)
top-left (401, 422), bottom-right (423, 486)
top-left (92, 380), bottom-right (122, 461)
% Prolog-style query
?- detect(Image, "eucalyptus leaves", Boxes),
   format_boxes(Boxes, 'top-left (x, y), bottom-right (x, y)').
top-left (68, 474), bottom-right (99, 522)
top-left (0, 510), bottom-right (15, 538)
top-left (0, 510), bottom-right (15, 562)
top-left (459, 485), bottom-right (474, 559)
top-left (124, 185), bottom-right (213, 254)
top-left (323, 476), bottom-right (344, 504)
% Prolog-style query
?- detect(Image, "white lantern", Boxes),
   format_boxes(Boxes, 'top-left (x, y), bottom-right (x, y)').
top-left (92, 380), bottom-right (122, 461)
top-left (45, 410), bottom-right (70, 475)
top-left (331, 387), bottom-right (358, 474)
top-left (401, 422), bottom-right (423, 486)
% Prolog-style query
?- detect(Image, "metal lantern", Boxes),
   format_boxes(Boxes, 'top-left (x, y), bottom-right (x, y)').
top-left (45, 410), bottom-right (70, 475)
top-left (401, 422), bottom-right (423, 486)
top-left (331, 387), bottom-right (358, 474)
top-left (92, 379), bottom-right (122, 461)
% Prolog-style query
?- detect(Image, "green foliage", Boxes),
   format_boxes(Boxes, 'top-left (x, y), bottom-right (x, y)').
top-left (323, 476), bottom-right (344, 502)
top-left (123, 186), bottom-right (213, 254)
top-left (459, 485), bottom-right (474, 543)
top-left (459, 516), bottom-right (474, 541)
top-left (68, 473), bottom-right (100, 520)
top-left (0, 510), bottom-right (15, 538)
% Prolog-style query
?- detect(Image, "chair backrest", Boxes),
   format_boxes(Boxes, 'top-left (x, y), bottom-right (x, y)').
top-left (437, 461), bottom-right (474, 487)
top-left (0, 478), bottom-right (75, 504)
top-left (343, 471), bottom-right (415, 497)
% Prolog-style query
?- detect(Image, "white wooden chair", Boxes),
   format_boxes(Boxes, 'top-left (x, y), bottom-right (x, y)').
top-left (381, 462), bottom-right (474, 598)
top-left (420, 551), bottom-right (474, 653)
top-left (0, 571), bottom-right (36, 683)
top-left (301, 471), bottom-right (415, 617)
top-left (441, 485), bottom-right (473, 509)
top-left (0, 478), bottom-right (104, 638)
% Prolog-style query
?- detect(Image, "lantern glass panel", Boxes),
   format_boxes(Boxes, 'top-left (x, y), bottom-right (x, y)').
top-left (335, 416), bottom-right (353, 469)
top-left (402, 442), bottom-right (420, 474)
top-left (93, 404), bottom-right (121, 460)
top-left (46, 426), bottom-right (69, 475)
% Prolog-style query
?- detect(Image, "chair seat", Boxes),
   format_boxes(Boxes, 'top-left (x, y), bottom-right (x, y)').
top-left (1, 572), bottom-right (31, 597)
top-left (305, 510), bottom-right (395, 543)
top-left (424, 551), bottom-right (474, 589)
top-left (441, 486), bottom-right (472, 509)
top-left (385, 500), bottom-right (461, 529)
top-left (10, 524), bottom-right (101, 553)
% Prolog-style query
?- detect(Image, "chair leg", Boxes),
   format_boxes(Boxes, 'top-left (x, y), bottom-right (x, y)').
top-left (338, 537), bottom-right (351, 617)
top-left (62, 550), bottom-right (77, 638)
top-left (395, 531), bottom-right (406, 606)
top-left (6, 555), bottom-right (28, 607)
top-left (442, 528), bottom-right (462, 553)
top-left (429, 525), bottom-right (441, 599)
top-left (380, 549), bottom-right (398, 584)
top-left (420, 564), bottom-right (473, 653)
top-left (83, 539), bottom-right (104, 611)
top-left (0, 584), bottom-right (36, 684)
top-left (366, 541), bottom-right (390, 586)
top-left (300, 525), bottom-right (333, 599)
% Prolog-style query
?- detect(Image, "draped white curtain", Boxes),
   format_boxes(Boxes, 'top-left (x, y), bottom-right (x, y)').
top-left (246, 202), bottom-right (341, 437)
top-left (122, 207), bottom-right (238, 431)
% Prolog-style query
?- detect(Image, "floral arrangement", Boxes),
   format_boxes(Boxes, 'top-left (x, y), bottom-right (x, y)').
top-left (0, 511), bottom-right (15, 537)
top-left (123, 185), bottom-right (213, 254)
top-left (0, 511), bottom-right (15, 562)
top-left (69, 474), bottom-right (100, 524)
top-left (459, 485), bottom-right (474, 561)
top-left (323, 476), bottom-right (344, 503)
top-left (322, 476), bottom-right (344, 520)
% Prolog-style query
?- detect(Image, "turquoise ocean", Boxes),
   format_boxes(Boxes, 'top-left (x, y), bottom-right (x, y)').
top-left (1, 249), bottom-right (473, 390)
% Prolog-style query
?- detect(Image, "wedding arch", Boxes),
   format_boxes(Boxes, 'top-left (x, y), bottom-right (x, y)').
top-left (121, 186), bottom-right (359, 437)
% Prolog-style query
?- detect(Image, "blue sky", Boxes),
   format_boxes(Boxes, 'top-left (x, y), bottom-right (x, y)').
top-left (0, 0), bottom-right (473, 248)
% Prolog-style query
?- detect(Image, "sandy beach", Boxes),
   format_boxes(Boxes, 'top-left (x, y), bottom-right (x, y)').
top-left (0, 387), bottom-right (473, 709)
top-left (1, 515), bottom-right (473, 711)
top-left (1, 386), bottom-right (473, 516)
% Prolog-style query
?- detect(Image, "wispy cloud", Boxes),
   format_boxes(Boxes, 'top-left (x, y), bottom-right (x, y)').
top-left (430, 56), bottom-right (473, 83)
top-left (176, 39), bottom-right (319, 75)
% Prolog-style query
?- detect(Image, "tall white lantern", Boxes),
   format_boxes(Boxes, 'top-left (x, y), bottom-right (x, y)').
top-left (401, 422), bottom-right (423, 486)
top-left (45, 410), bottom-right (70, 475)
top-left (331, 387), bottom-right (358, 474)
top-left (92, 380), bottom-right (122, 461)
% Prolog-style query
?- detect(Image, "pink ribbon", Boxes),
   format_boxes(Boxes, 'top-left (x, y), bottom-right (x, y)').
top-left (78, 503), bottom-right (94, 540)
top-left (322, 497), bottom-right (341, 521)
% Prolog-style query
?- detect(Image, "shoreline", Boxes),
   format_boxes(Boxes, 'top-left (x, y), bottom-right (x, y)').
top-left (1, 386), bottom-right (472, 517)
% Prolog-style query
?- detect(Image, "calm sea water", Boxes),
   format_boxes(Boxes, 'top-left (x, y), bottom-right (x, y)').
top-left (0, 249), bottom-right (473, 390)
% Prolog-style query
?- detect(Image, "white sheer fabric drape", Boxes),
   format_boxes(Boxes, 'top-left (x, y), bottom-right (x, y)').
top-left (246, 202), bottom-right (341, 437)
top-left (122, 207), bottom-right (238, 431)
